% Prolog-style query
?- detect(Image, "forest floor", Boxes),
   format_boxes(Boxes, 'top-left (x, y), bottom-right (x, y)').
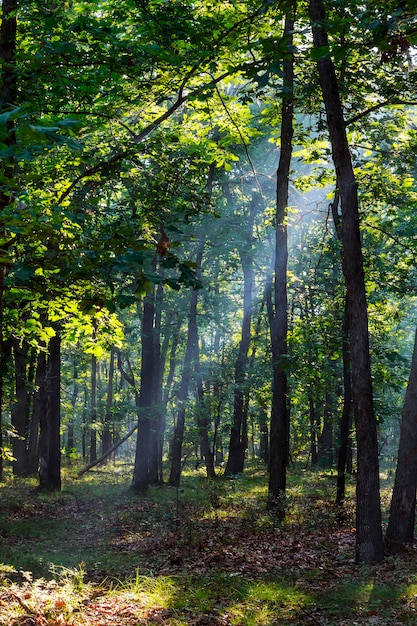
top-left (0, 462), bottom-right (416, 625)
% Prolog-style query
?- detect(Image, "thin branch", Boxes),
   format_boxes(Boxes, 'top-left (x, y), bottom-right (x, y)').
top-left (346, 98), bottom-right (417, 127)
top-left (77, 423), bottom-right (138, 477)
top-left (56, 2), bottom-right (271, 203)
top-left (42, 109), bottom-right (137, 137)
top-left (116, 348), bottom-right (137, 390)
top-left (363, 220), bottom-right (417, 253)
top-left (57, 72), bottom-right (230, 204)
top-left (213, 80), bottom-right (263, 195)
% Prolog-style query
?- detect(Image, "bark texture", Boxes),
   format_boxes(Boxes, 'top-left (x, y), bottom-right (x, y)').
top-left (386, 329), bottom-right (417, 552)
top-left (268, 7), bottom-right (294, 502)
top-left (310, 0), bottom-right (384, 563)
top-left (39, 333), bottom-right (62, 491)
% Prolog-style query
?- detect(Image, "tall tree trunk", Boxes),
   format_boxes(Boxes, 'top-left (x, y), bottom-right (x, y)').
top-left (309, 0), bottom-right (384, 563)
top-left (0, 0), bottom-right (17, 482)
top-left (132, 290), bottom-right (155, 492)
top-left (39, 333), bottom-right (61, 491)
top-left (308, 386), bottom-right (319, 466)
top-left (11, 340), bottom-right (30, 476)
top-left (102, 346), bottom-right (116, 459)
top-left (90, 351), bottom-right (98, 464)
top-left (82, 386), bottom-right (87, 460)
top-left (268, 7), bottom-right (294, 503)
top-left (225, 215), bottom-right (255, 476)
top-left (27, 347), bottom-right (46, 474)
top-left (386, 329), bottom-right (417, 553)
top-left (169, 243), bottom-right (204, 487)
top-left (149, 283), bottom-right (163, 485)
top-left (336, 302), bottom-right (353, 505)
top-left (318, 391), bottom-right (334, 467)
top-left (194, 315), bottom-right (215, 479)
top-left (66, 358), bottom-right (78, 456)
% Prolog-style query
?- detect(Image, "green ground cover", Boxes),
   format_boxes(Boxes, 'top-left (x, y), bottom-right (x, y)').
top-left (0, 463), bottom-right (415, 625)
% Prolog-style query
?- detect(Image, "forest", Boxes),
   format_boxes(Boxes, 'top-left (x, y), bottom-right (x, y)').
top-left (1, 0), bottom-right (417, 623)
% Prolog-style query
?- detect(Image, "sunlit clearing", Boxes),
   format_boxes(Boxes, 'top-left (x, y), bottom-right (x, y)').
top-left (110, 572), bottom-right (177, 609)
top-left (225, 580), bottom-right (313, 625)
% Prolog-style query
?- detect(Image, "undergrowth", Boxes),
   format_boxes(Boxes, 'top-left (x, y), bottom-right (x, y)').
top-left (0, 461), bottom-right (415, 625)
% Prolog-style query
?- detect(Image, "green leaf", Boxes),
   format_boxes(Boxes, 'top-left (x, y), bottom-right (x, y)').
top-left (311, 45), bottom-right (330, 61)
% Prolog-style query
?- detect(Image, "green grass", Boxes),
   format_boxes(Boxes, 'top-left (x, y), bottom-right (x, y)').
top-left (0, 461), bottom-right (416, 625)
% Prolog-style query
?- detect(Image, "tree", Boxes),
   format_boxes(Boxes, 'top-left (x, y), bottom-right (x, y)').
top-left (39, 332), bottom-right (61, 491)
top-left (386, 328), bottom-right (417, 553)
top-left (267, 5), bottom-right (295, 505)
top-left (309, 0), bottom-right (384, 563)
top-left (169, 243), bottom-right (204, 488)
top-left (225, 195), bottom-right (256, 476)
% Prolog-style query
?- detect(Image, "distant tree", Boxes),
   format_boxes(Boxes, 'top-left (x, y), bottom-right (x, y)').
top-left (225, 195), bottom-right (256, 476)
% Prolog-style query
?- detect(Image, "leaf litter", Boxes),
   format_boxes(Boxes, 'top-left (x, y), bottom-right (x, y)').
top-left (1, 475), bottom-right (417, 625)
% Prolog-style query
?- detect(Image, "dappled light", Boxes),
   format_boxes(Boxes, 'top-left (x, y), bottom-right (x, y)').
top-left (2, 0), bottom-right (417, 622)
top-left (0, 466), bottom-right (416, 624)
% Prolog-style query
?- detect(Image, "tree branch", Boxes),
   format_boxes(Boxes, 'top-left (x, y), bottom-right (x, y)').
top-left (77, 423), bottom-right (138, 477)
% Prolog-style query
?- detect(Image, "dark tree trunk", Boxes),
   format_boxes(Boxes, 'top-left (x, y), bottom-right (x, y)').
top-left (212, 328), bottom-right (225, 466)
top-left (27, 348), bottom-right (47, 474)
top-left (82, 386), bottom-right (87, 460)
top-left (310, 0), bottom-right (384, 563)
top-left (0, 0), bottom-right (17, 483)
top-left (90, 350), bottom-right (98, 464)
top-left (268, 7), bottom-right (294, 503)
top-left (308, 386), bottom-right (319, 466)
top-left (336, 303), bottom-right (353, 504)
top-left (331, 195), bottom-right (354, 503)
top-left (11, 340), bottom-right (30, 476)
top-left (225, 227), bottom-right (254, 476)
top-left (66, 358), bottom-right (78, 456)
top-left (102, 347), bottom-right (116, 459)
top-left (132, 290), bottom-right (155, 492)
top-left (39, 333), bottom-right (61, 491)
top-left (149, 283), bottom-right (164, 485)
top-left (258, 401), bottom-right (269, 465)
top-left (168, 244), bottom-right (204, 487)
top-left (0, 0), bottom-right (17, 361)
top-left (318, 391), bottom-right (334, 467)
top-left (194, 327), bottom-right (215, 479)
top-left (386, 329), bottom-right (417, 553)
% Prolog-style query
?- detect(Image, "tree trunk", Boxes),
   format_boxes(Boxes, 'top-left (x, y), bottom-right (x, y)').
top-left (89, 365), bottom-right (97, 463)
top-left (148, 283), bottom-right (164, 485)
top-left (309, 0), bottom-right (384, 563)
top-left (194, 325), bottom-right (215, 479)
top-left (386, 329), bottom-right (417, 553)
top-left (225, 221), bottom-right (255, 476)
top-left (168, 245), bottom-right (204, 487)
top-left (336, 303), bottom-right (353, 504)
top-left (39, 333), bottom-right (61, 491)
top-left (90, 321), bottom-right (98, 464)
top-left (66, 358), bottom-right (78, 456)
top-left (0, 0), bottom-right (17, 483)
top-left (27, 347), bottom-right (46, 474)
top-left (11, 340), bottom-right (30, 475)
top-left (308, 385), bottom-right (319, 466)
top-left (318, 391), bottom-right (334, 467)
top-left (268, 7), bottom-right (294, 503)
top-left (102, 346), bottom-right (116, 459)
top-left (132, 290), bottom-right (155, 491)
